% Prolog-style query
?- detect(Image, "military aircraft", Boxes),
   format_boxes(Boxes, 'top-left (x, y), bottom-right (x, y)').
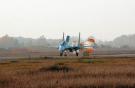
top-left (58, 32), bottom-right (81, 56)
top-left (58, 33), bottom-right (96, 56)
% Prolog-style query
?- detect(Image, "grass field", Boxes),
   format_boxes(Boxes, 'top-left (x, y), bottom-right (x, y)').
top-left (0, 57), bottom-right (135, 88)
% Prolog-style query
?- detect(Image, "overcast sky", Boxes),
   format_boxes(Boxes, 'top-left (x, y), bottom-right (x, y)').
top-left (0, 0), bottom-right (135, 41)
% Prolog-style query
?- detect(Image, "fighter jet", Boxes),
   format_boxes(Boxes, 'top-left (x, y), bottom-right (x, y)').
top-left (58, 32), bottom-right (81, 56)
top-left (58, 32), bottom-right (96, 56)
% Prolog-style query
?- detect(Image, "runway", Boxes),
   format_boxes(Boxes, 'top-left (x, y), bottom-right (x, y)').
top-left (0, 53), bottom-right (135, 61)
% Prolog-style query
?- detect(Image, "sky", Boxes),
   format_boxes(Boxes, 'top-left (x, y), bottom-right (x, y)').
top-left (0, 0), bottom-right (135, 41)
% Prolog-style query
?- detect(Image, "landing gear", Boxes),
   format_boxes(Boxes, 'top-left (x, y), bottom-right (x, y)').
top-left (64, 50), bottom-right (67, 56)
top-left (60, 52), bottom-right (63, 56)
top-left (60, 50), bottom-right (67, 56)
top-left (75, 50), bottom-right (79, 56)
top-left (76, 52), bottom-right (79, 56)
top-left (60, 50), bottom-right (79, 56)
top-left (64, 53), bottom-right (67, 56)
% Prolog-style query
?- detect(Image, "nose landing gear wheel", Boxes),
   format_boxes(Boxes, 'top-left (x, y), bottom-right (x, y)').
top-left (64, 51), bottom-right (67, 56)
top-left (64, 54), bottom-right (67, 56)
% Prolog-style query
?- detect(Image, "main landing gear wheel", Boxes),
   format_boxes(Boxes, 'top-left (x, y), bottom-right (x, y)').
top-left (75, 50), bottom-right (79, 56)
top-left (76, 52), bottom-right (79, 56)
top-left (60, 52), bottom-right (63, 56)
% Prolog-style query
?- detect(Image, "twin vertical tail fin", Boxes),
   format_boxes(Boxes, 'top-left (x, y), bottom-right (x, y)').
top-left (62, 32), bottom-right (80, 44)
top-left (66, 36), bottom-right (70, 43)
top-left (63, 32), bottom-right (70, 43)
top-left (78, 32), bottom-right (81, 46)
top-left (63, 32), bottom-right (65, 41)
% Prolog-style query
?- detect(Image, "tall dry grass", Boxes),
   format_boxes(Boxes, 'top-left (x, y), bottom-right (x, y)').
top-left (0, 58), bottom-right (135, 88)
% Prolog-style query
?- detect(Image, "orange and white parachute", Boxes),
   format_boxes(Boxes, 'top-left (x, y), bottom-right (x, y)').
top-left (81, 36), bottom-right (95, 55)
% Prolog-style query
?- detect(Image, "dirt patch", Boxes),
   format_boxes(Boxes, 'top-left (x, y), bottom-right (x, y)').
top-left (39, 63), bottom-right (74, 72)
top-left (10, 60), bottom-right (19, 63)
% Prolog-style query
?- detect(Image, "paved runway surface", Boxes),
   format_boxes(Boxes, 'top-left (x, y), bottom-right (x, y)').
top-left (0, 53), bottom-right (135, 61)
